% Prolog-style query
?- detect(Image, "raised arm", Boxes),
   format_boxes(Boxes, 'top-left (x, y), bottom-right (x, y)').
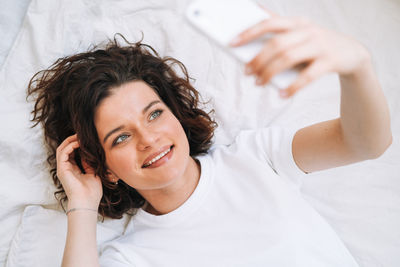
top-left (230, 10), bottom-right (392, 173)
top-left (291, 60), bottom-right (391, 173)
top-left (56, 134), bottom-right (102, 267)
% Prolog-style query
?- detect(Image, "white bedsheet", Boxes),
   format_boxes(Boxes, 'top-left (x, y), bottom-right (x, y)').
top-left (0, 0), bottom-right (31, 68)
top-left (0, 0), bottom-right (399, 266)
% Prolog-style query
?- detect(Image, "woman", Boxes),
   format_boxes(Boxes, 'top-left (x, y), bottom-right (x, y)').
top-left (27, 10), bottom-right (391, 267)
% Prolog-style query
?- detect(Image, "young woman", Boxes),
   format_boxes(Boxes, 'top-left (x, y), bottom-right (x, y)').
top-left (28, 10), bottom-right (391, 267)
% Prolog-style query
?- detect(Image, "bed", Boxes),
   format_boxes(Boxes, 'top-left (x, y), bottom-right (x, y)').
top-left (1, 0), bottom-right (399, 266)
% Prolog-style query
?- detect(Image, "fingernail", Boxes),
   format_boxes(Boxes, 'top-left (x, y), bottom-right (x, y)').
top-left (279, 90), bottom-right (288, 97)
top-left (245, 66), bottom-right (253, 75)
top-left (256, 78), bottom-right (263, 85)
top-left (229, 36), bottom-right (241, 46)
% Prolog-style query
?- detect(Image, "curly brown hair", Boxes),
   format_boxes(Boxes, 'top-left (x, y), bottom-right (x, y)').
top-left (27, 34), bottom-right (217, 220)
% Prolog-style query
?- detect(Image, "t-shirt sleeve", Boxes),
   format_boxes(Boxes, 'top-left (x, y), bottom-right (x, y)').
top-left (236, 126), bottom-right (307, 186)
top-left (99, 244), bottom-right (132, 267)
top-left (260, 126), bottom-right (307, 186)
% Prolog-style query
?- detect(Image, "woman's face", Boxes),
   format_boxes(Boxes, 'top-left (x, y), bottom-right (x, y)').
top-left (94, 80), bottom-right (191, 192)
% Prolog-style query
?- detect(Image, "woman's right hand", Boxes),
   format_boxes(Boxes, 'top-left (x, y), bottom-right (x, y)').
top-left (56, 134), bottom-right (103, 210)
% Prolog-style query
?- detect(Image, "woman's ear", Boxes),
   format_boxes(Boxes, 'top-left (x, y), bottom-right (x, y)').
top-left (106, 169), bottom-right (119, 185)
top-left (80, 156), bottom-right (96, 175)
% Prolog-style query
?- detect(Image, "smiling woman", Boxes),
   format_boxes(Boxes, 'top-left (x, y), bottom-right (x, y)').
top-left (27, 35), bottom-right (217, 219)
top-left (94, 80), bottom-right (202, 212)
top-left (25, 10), bottom-right (391, 266)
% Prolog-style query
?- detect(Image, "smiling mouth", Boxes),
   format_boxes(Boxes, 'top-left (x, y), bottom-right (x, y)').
top-left (142, 145), bottom-right (174, 168)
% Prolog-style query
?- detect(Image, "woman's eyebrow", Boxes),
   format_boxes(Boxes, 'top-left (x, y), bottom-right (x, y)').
top-left (103, 100), bottom-right (161, 144)
top-left (142, 100), bottom-right (161, 114)
top-left (103, 125), bottom-right (124, 144)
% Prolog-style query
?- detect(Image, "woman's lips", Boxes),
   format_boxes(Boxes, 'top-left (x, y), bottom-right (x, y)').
top-left (142, 145), bottom-right (174, 168)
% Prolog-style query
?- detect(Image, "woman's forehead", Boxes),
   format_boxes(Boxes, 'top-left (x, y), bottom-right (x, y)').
top-left (95, 81), bottom-right (162, 123)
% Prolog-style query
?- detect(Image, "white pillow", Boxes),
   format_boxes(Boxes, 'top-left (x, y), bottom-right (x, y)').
top-left (6, 205), bottom-right (130, 267)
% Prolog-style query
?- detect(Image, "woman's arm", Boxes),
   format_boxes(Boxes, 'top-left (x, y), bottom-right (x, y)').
top-left (231, 10), bottom-right (392, 173)
top-left (63, 204), bottom-right (99, 267)
top-left (56, 134), bottom-right (103, 266)
top-left (292, 59), bottom-right (392, 173)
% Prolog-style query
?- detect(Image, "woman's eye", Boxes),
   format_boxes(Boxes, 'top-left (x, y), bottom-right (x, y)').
top-left (113, 134), bottom-right (129, 146)
top-left (149, 109), bottom-right (163, 121)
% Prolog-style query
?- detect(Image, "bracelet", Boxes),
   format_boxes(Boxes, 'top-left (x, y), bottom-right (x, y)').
top-left (66, 208), bottom-right (98, 215)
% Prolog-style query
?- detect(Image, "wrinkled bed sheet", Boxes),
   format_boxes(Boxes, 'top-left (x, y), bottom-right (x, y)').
top-left (0, 0), bottom-right (399, 266)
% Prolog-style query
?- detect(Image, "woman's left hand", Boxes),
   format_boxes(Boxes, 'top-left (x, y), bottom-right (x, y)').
top-left (230, 9), bottom-right (371, 97)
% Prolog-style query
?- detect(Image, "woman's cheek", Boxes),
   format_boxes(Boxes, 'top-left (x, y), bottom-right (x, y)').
top-left (106, 149), bottom-right (134, 175)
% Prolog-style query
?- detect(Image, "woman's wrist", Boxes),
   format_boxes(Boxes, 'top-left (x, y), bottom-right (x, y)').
top-left (339, 61), bottom-right (375, 88)
top-left (67, 199), bottom-right (100, 213)
top-left (66, 207), bottom-right (98, 215)
top-left (340, 47), bottom-right (372, 80)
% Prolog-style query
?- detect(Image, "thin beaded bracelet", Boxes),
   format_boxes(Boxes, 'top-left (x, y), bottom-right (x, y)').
top-left (66, 208), bottom-right (98, 215)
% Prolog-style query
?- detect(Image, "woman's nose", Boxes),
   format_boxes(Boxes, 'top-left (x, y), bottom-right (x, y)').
top-left (136, 129), bottom-right (159, 151)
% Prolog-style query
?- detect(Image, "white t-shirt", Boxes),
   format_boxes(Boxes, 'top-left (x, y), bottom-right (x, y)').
top-left (99, 127), bottom-right (359, 267)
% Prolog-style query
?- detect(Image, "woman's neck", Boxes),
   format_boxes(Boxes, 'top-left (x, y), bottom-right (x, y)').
top-left (140, 157), bottom-right (201, 215)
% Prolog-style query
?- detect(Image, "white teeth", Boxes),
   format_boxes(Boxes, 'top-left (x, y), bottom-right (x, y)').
top-left (144, 147), bottom-right (171, 167)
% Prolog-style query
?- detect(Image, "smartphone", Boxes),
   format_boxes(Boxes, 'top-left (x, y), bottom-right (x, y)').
top-left (185, 0), bottom-right (299, 90)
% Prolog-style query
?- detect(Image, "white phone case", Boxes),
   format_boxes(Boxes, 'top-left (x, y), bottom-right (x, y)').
top-left (185, 0), bottom-right (299, 90)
